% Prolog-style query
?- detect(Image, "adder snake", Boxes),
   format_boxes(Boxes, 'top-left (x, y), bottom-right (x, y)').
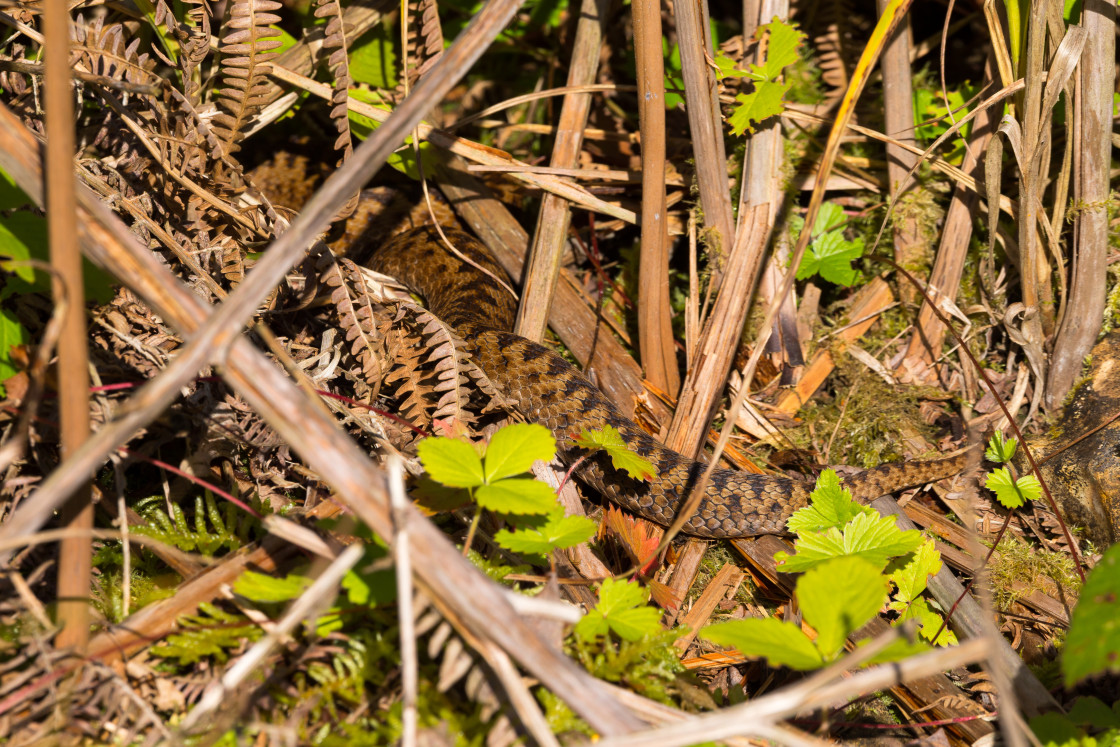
top-left (369, 226), bottom-right (968, 538)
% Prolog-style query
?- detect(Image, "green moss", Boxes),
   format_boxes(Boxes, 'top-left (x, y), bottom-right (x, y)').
top-left (570, 627), bottom-right (690, 706)
top-left (986, 534), bottom-right (1082, 611)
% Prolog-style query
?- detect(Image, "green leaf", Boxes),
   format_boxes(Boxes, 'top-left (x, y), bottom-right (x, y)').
top-left (0, 208), bottom-right (115, 303)
top-left (346, 87), bottom-right (390, 140)
top-left (752, 18), bottom-right (804, 80)
top-left (0, 210), bottom-right (47, 285)
top-left (571, 425), bottom-right (656, 481)
top-left (0, 167), bottom-right (32, 211)
top-left (476, 478), bottom-right (557, 515)
top-left (793, 202), bottom-right (863, 286)
top-left (341, 560), bottom-right (397, 607)
top-left (900, 597), bottom-right (957, 646)
top-left (0, 307), bottom-right (27, 387)
top-left (1067, 696), bottom-right (1120, 730)
top-left (484, 423), bottom-right (556, 482)
top-left (811, 201), bottom-right (846, 237)
top-left (985, 429), bottom-right (1017, 463)
top-left (349, 23), bottom-right (398, 89)
top-left (495, 510), bottom-right (596, 554)
top-left (153, 602), bottom-right (262, 664)
top-left (806, 230), bottom-right (863, 286)
top-left (702, 617), bottom-right (824, 671)
top-left (888, 539), bottom-right (942, 604)
top-left (786, 469), bottom-right (873, 534)
top-left (1029, 712), bottom-right (1086, 747)
top-left (233, 570), bottom-right (311, 602)
top-left (777, 511), bottom-right (923, 572)
top-left (575, 578), bottom-right (662, 642)
top-left (711, 50), bottom-right (762, 80)
top-left (798, 556), bottom-right (887, 659)
top-left (728, 81), bottom-right (791, 136)
top-left (1064, 542), bottom-right (1120, 686)
top-left (417, 436), bottom-right (484, 488)
top-left (985, 467), bottom-right (1041, 508)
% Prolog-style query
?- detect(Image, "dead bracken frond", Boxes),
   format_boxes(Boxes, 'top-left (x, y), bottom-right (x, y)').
top-left (324, 256), bottom-right (389, 392)
top-left (314, 0), bottom-right (359, 225)
top-left (404, 0), bottom-right (444, 88)
top-left (212, 0), bottom-right (284, 155)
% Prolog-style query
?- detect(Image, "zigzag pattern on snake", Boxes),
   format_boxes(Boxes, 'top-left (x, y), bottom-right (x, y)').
top-left (369, 225), bottom-right (969, 538)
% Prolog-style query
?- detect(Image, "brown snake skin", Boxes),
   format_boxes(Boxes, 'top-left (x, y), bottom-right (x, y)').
top-left (370, 226), bottom-right (970, 538)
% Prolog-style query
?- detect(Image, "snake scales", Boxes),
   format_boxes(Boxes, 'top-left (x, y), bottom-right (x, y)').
top-left (370, 225), bottom-right (969, 538)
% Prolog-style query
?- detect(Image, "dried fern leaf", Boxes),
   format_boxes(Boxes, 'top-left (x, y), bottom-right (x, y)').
top-left (153, 0), bottom-right (212, 102)
top-left (313, 0), bottom-right (358, 225)
top-left (404, 0), bottom-right (444, 87)
top-left (382, 321), bottom-right (436, 427)
top-left (71, 17), bottom-right (159, 88)
top-left (212, 0), bottom-right (284, 154)
top-left (323, 257), bottom-right (389, 389)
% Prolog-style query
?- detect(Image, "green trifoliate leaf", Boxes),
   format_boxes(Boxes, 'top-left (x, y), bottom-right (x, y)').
top-left (495, 510), bottom-right (596, 555)
top-left (777, 511), bottom-right (923, 572)
top-left (798, 556), bottom-right (887, 658)
top-left (896, 597), bottom-right (957, 646)
top-left (1063, 542), bottom-right (1120, 686)
top-left (484, 423), bottom-right (556, 483)
top-left (802, 229), bottom-right (863, 286)
top-left (575, 578), bottom-right (662, 642)
top-left (702, 617), bottom-right (824, 671)
top-left (794, 201), bottom-right (863, 286)
top-left (985, 429), bottom-right (1018, 463)
top-left (1066, 696), bottom-right (1120, 730)
top-left (985, 467), bottom-right (1041, 508)
top-left (888, 538), bottom-right (942, 604)
top-left (750, 18), bottom-right (804, 80)
top-left (476, 478), bottom-right (557, 515)
top-left (418, 436), bottom-right (484, 488)
top-left (712, 50), bottom-right (763, 80)
top-left (572, 425), bottom-right (656, 481)
top-left (786, 469), bottom-right (873, 534)
top-left (811, 200), bottom-right (846, 236)
top-left (728, 81), bottom-right (791, 135)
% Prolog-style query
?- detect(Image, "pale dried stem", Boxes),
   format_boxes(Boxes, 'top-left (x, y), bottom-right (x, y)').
top-left (389, 456), bottom-right (418, 746)
top-left (268, 62), bottom-right (638, 224)
top-left (874, 0), bottom-right (923, 305)
top-left (1018, 0), bottom-right (1048, 328)
top-left (597, 638), bottom-right (991, 747)
top-left (514, 0), bottom-right (607, 341)
top-left (1045, 0), bottom-right (1113, 408)
top-left (44, 0), bottom-right (92, 654)
top-left (745, 0), bottom-right (797, 373)
top-left (632, 0), bottom-right (679, 397)
top-left (902, 55), bottom-right (998, 369)
top-left (673, 0), bottom-right (735, 286)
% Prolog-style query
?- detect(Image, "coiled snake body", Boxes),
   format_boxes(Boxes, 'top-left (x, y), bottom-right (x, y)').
top-left (371, 226), bottom-right (968, 538)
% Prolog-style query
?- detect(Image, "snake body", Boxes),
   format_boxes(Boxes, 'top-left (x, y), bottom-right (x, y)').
top-left (371, 226), bottom-right (968, 538)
